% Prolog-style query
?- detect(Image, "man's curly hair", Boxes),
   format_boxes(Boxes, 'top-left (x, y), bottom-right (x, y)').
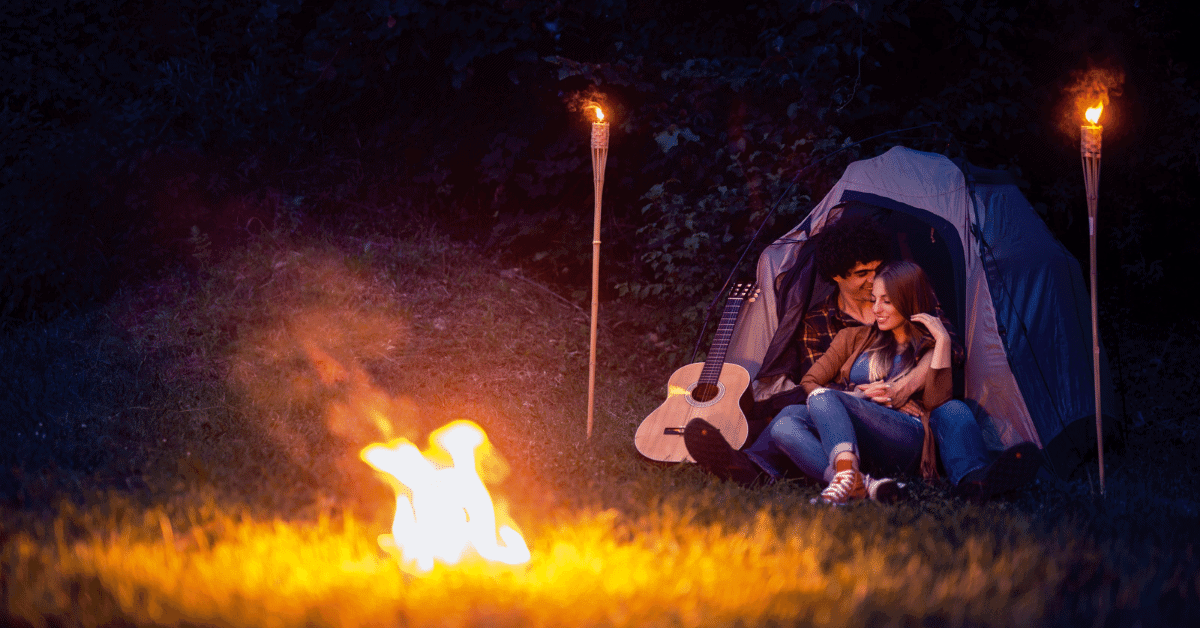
top-left (814, 215), bottom-right (890, 281)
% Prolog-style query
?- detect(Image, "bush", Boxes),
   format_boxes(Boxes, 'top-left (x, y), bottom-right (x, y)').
top-left (4, 0), bottom-right (1199, 328)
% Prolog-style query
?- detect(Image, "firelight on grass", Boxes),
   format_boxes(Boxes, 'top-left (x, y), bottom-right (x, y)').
top-left (360, 420), bottom-right (530, 572)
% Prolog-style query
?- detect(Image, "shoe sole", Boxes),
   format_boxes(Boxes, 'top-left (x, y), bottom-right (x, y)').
top-left (683, 419), bottom-right (763, 486)
top-left (683, 419), bottom-right (737, 481)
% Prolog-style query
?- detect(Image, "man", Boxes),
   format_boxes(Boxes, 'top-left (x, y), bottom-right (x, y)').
top-left (801, 214), bottom-right (894, 378)
top-left (800, 216), bottom-right (962, 410)
top-left (686, 215), bottom-right (1039, 501)
top-left (750, 214), bottom-right (938, 413)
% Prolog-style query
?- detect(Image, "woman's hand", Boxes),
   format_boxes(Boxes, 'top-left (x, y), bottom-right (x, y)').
top-left (911, 312), bottom-right (951, 369)
top-left (855, 382), bottom-right (893, 407)
top-left (910, 312), bottom-right (949, 345)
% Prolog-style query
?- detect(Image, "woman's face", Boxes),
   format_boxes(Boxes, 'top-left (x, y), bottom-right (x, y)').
top-left (871, 279), bottom-right (904, 333)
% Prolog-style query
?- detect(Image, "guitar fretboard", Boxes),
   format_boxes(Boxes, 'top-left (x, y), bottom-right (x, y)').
top-left (697, 285), bottom-right (753, 385)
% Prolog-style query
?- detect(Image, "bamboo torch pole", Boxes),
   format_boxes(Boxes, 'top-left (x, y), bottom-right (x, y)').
top-left (587, 107), bottom-right (609, 440)
top-left (1081, 103), bottom-right (1104, 496)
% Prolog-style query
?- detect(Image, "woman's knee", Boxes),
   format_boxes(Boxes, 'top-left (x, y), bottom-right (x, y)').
top-left (806, 387), bottom-right (839, 413)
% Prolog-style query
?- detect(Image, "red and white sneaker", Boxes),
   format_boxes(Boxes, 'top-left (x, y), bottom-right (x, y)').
top-left (815, 468), bottom-right (867, 505)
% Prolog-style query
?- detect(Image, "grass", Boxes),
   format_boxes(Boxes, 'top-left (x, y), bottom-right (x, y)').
top-left (2, 224), bottom-right (1198, 627)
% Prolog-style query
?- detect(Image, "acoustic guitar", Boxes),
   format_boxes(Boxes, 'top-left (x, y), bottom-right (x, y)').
top-left (635, 283), bottom-right (758, 463)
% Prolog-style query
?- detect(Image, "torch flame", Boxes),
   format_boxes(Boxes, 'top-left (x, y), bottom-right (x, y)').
top-left (592, 106), bottom-right (605, 122)
top-left (360, 420), bottom-right (530, 572)
top-left (1085, 103), bottom-right (1103, 125)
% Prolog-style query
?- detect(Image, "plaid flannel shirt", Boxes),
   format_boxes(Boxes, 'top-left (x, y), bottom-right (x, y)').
top-left (797, 291), bottom-right (964, 380)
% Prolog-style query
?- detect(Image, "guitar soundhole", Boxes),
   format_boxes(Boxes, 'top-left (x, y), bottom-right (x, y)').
top-left (691, 383), bottom-right (720, 403)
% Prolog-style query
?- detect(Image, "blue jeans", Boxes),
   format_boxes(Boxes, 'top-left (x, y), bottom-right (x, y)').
top-left (745, 390), bottom-right (989, 484)
top-left (744, 404), bottom-right (828, 480)
top-left (928, 399), bottom-right (990, 485)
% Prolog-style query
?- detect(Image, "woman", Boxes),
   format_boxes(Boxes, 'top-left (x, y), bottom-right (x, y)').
top-left (687, 260), bottom-right (1035, 503)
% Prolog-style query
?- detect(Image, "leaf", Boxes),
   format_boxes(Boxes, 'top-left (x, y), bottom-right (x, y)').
top-left (654, 127), bottom-right (682, 153)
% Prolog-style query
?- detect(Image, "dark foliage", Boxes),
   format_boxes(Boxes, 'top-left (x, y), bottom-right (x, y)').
top-left (2, 0), bottom-right (1197, 331)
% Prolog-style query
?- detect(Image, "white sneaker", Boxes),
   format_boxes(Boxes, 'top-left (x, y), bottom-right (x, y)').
top-left (863, 474), bottom-right (905, 503)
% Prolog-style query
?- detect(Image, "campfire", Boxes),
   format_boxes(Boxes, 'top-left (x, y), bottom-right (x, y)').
top-left (360, 420), bottom-right (531, 572)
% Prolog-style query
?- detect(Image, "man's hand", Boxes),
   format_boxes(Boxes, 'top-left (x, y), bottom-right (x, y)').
top-left (855, 381), bottom-right (893, 407)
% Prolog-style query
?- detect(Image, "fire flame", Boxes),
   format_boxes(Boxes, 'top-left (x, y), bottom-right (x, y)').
top-left (1061, 67), bottom-right (1122, 137)
top-left (360, 420), bottom-right (530, 572)
top-left (592, 105), bottom-right (605, 122)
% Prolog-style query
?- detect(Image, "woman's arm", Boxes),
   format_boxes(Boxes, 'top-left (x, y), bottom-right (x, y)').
top-left (861, 354), bottom-right (930, 408)
top-left (911, 313), bottom-right (952, 369)
top-left (872, 346), bottom-right (952, 412)
top-left (860, 314), bottom-right (947, 408)
top-left (911, 313), bottom-right (954, 409)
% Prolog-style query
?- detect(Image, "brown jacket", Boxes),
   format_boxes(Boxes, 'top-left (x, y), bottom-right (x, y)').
top-left (799, 326), bottom-right (952, 478)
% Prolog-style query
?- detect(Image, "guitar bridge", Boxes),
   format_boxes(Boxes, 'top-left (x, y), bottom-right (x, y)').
top-left (663, 427), bottom-right (685, 436)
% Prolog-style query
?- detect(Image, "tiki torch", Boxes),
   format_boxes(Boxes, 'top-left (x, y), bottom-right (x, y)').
top-left (587, 106), bottom-right (609, 440)
top-left (1081, 102), bottom-right (1104, 496)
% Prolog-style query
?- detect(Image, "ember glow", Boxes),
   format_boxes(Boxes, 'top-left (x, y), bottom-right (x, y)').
top-left (360, 420), bottom-right (530, 572)
top-left (1085, 103), bottom-right (1103, 125)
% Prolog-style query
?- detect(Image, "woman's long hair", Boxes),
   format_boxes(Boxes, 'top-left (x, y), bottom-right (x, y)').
top-left (866, 261), bottom-right (938, 382)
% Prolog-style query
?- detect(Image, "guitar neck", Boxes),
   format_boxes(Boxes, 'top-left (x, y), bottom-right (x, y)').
top-left (697, 296), bottom-right (744, 384)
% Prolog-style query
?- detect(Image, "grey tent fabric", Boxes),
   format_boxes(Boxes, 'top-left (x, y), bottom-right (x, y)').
top-left (725, 146), bottom-right (1117, 477)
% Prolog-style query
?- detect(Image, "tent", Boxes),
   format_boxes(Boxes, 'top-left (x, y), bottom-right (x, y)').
top-left (726, 146), bottom-right (1118, 479)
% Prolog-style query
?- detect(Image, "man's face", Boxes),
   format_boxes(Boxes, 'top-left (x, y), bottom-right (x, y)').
top-left (832, 261), bottom-right (881, 305)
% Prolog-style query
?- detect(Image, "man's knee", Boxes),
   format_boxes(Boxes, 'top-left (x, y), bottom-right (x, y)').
top-left (769, 409), bottom-right (801, 438)
top-left (930, 400), bottom-right (976, 429)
